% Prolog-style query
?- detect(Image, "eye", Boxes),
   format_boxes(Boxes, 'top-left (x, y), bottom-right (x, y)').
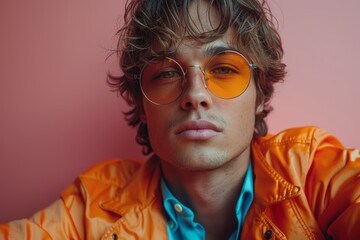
top-left (208, 64), bottom-right (239, 76)
top-left (154, 70), bottom-right (182, 80)
top-left (152, 69), bottom-right (182, 83)
top-left (211, 66), bottom-right (235, 74)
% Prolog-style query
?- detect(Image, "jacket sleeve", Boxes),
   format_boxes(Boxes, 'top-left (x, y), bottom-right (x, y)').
top-left (0, 180), bottom-right (84, 240)
top-left (305, 128), bottom-right (360, 239)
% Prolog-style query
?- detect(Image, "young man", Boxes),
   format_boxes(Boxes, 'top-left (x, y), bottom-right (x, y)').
top-left (1, 0), bottom-right (359, 239)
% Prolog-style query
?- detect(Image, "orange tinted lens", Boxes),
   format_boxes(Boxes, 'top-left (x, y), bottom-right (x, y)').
top-left (141, 58), bottom-right (184, 104)
top-left (205, 52), bottom-right (251, 98)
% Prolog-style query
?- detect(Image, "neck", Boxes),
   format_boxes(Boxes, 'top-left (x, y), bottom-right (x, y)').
top-left (160, 148), bottom-right (251, 239)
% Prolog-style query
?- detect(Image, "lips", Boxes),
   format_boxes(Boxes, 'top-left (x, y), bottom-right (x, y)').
top-left (175, 120), bottom-right (222, 140)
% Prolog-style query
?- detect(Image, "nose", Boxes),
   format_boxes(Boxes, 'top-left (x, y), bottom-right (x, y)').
top-left (180, 66), bottom-right (213, 110)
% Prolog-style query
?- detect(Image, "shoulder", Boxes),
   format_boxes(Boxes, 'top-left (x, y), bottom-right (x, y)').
top-left (78, 158), bottom-right (144, 187)
top-left (61, 158), bottom-right (145, 204)
top-left (252, 127), bottom-right (360, 238)
top-left (251, 126), bottom-right (346, 185)
top-left (253, 126), bottom-right (344, 156)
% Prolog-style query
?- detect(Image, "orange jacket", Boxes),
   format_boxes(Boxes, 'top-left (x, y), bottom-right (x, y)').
top-left (1, 127), bottom-right (359, 239)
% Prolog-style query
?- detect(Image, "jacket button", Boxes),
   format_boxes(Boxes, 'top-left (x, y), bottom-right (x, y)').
top-left (111, 233), bottom-right (118, 240)
top-left (264, 230), bottom-right (273, 239)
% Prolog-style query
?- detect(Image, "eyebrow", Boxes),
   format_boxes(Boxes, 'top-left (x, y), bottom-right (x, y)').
top-left (201, 44), bottom-right (238, 57)
top-left (151, 43), bottom-right (239, 60)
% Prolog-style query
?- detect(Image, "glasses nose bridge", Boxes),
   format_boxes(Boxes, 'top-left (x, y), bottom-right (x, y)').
top-left (184, 64), bottom-right (207, 89)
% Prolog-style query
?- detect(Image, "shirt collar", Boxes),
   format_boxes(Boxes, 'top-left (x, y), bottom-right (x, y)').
top-left (161, 162), bottom-right (254, 239)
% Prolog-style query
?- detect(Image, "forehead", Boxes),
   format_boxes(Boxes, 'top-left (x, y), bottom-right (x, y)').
top-left (149, 0), bottom-right (237, 59)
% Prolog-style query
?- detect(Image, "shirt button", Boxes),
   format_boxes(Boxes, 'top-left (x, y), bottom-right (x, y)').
top-left (264, 230), bottom-right (273, 239)
top-left (169, 220), bottom-right (175, 228)
top-left (174, 203), bottom-right (183, 213)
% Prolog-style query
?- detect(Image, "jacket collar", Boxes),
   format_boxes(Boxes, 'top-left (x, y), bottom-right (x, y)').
top-left (100, 138), bottom-right (302, 215)
top-left (251, 138), bottom-right (301, 211)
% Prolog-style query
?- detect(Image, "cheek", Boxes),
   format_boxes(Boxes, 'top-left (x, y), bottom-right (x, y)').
top-left (227, 107), bottom-right (256, 157)
top-left (231, 82), bottom-right (257, 116)
top-left (226, 86), bottom-right (257, 136)
top-left (142, 103), bottom-right (172, 146)
top-left (144, 110), bottom-right (163, 134)
top-left (228, 103), bottom-right (256, 134)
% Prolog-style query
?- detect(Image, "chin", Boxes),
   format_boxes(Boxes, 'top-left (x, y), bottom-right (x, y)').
top-left (168, 151), bottom-right (228, 171)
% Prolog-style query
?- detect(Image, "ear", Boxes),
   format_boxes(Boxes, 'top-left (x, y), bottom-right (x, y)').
top-left (256, 102), bottom-right (264, 115)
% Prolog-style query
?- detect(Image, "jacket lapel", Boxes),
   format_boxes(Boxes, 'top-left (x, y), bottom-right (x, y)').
top-left (251, 139), bottom-right (301, 211)
top-left (100, 156), bottom-right (168, 239)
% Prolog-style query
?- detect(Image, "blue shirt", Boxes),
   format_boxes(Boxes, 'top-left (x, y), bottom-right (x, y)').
top-left (161, 162), bottom-right (254, 240)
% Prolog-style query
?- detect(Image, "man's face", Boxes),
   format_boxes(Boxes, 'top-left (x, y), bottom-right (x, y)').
top-left (141, 1), bottom-right (261, 171)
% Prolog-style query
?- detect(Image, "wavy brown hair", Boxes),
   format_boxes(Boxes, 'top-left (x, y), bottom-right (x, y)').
top-left (108, 0), bottom-right (286, 155)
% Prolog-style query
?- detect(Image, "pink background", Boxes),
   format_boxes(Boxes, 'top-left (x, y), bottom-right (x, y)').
top-left (0, 0), bottom-right (359, 222)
